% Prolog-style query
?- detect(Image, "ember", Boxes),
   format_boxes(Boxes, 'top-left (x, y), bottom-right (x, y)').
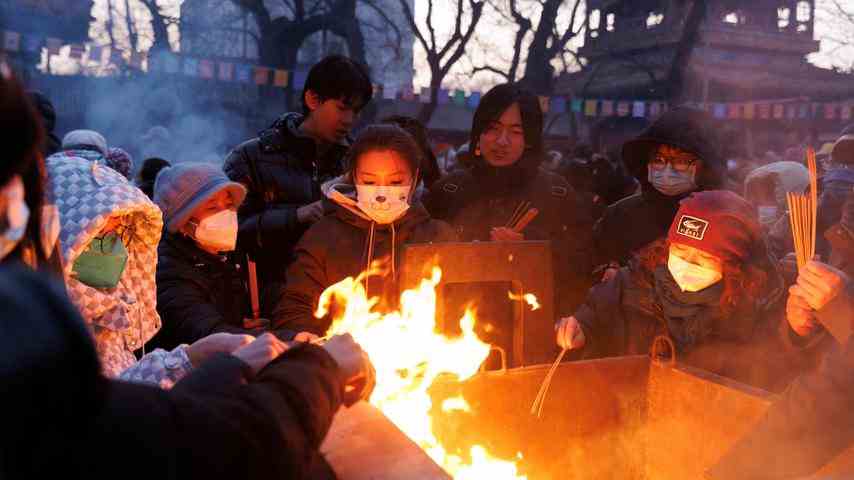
top-left (318, 264), bottom-right (527, 479)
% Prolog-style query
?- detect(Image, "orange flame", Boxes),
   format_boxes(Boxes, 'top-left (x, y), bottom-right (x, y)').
top-left (318, 265), bottom-right (526, 479)
top-left (508, 291), bottom-right (541, 311)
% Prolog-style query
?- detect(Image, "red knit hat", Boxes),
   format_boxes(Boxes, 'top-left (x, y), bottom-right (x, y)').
top-left (667, 190), bottom-right (761, 264)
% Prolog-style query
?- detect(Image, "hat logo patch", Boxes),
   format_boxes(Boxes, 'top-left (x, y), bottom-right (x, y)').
top-left (676, 215), bottom-right (709, 240)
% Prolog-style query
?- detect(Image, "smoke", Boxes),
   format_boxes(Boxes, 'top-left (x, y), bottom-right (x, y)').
top-left (83, 73), bottom-right (269, 169)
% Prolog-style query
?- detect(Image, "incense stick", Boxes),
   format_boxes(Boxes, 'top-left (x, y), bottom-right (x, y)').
top-left (787, 147), bottom-right (819, 271)
top-left (530, 348), bottom-right (567, 418)
top-left (513, 208), bottom-right (539, 233)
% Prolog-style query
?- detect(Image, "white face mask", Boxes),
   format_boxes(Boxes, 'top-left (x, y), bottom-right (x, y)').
top-left (757, 206), bottom-right (779, 226)
top-left (192, 209), bottom-right (238, 252)
top-left (667, 252), bottom-right (723, 293)
top-left (356, 184), bottom-right (412, 224)
top-left (0, 176), bottom-right (30, 261)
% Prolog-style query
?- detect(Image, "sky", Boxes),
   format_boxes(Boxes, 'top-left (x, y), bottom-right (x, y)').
top-left (87, 0), bottom-right (854, 92)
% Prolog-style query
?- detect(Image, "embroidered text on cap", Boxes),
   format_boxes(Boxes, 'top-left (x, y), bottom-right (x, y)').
top-left (676, 214), bottom-right (709, 240)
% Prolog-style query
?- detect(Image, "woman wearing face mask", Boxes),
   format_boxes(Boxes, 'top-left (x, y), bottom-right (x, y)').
top-left (743, 161), bottom-right (810, 261)
top-left (556, 191), bottom-right (800, 391)
top-left (592, 108), bottom-right (725, 280)
top-left (0, 73), bottom-right (62, 275)
top-left (425, 83), bottom-right (594, 316)
top-left (274, 124), bottom-right (458, 336)
top-left (151, 163), bottom-right (312, 350)
top-left (46, 155), bottom-right (253, 388)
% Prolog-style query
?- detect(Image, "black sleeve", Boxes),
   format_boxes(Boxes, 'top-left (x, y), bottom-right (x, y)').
top-left (707, 340), bottom-right (854, 479)
top-left (156, 258), bottom-right (251, 347)
top-left (223, 146), bottom-right (306, 253)
top-left (271, 229), bottom-right (331, 336)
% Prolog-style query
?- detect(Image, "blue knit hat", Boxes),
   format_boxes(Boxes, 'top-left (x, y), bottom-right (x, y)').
top-left (153, 162), bottom-right (246, 233)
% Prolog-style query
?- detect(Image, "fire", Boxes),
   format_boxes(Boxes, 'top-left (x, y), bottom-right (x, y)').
top-left (509, 291), bottom-right (541, 311)
top-left (317, 265), bottom-right (526, 479)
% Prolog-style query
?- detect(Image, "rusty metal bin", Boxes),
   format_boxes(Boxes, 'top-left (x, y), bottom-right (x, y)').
top-left (424, 355), bottom-right (854, 480)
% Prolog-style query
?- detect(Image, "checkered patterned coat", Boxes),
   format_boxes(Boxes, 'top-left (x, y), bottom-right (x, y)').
top-left (46, 152), bottom-right (192, 388)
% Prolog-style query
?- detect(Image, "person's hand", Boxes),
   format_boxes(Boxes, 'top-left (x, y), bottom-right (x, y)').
top-left (293, 331), bottom-right (319, 343)
top-left (792, 261), bottom-right (850, 311)
top-left (787, 287), bottom-right (818, 337)
top-left (490, 227), bottom-right (524, 242)
top-left (322, 333), bottom-right (375, 405)
top-left (186, 333), bottom-right (255, 367)
top-left (232, 333), bottom-right (290, 375)
top-left (555, 316), bottom-right (586, 350)
top-left (297, 201), bottom-right (324, 224)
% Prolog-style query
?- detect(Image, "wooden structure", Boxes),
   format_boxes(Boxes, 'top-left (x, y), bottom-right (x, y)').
top-left (558, 0), bottom-right (854, 103)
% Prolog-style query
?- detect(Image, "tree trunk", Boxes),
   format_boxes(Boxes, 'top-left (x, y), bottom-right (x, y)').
top-left (146, 1), bottom-right (172, 52)
top-left (518, 0), bottom-right (561, 94)
top-left (417, 76), bottom-right (442, 125)
top-left (668, 0), bottom-right (707, 103)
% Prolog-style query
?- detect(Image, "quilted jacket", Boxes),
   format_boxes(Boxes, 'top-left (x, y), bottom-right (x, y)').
top-left (45, 151), bottom-right (193, 388)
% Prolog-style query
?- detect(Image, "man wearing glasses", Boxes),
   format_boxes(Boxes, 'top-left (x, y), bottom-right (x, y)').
top-left (592, 107), bottom-right (726, 281)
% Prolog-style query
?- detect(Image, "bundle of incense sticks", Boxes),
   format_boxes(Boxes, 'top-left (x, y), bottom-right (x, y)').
top-left (506, 201), bottom-right (540, 234)
top-left (787, 147), bottom-right (818, 271)
top-left (530, 348), bottom-right (567, 418)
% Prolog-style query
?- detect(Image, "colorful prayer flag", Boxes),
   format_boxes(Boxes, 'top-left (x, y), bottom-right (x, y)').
top-left (438, 89), bottom-right (450, 105)
top-left (570, 98), bottom-right (583, 113)
top-left (420, 87), bottom-right (431, 104)
top-left (842, 104), bottom-right (852, 121)
top-left (633, 101), bottom-right (647, 118)
top-left (183, 58), bottom-right (199, 77)
top-left (88, 45), bottom-right (104, 63)
top-left (401, 86), bottom-right (415, 101)
top-left (45, 37), bottom-right (62, 56)
top-left (273, 69), bottom-right (288, 87)
top-left (601, 100), bottom-right (614, 117)
top-left (236, 64), bottom-right (252, 83)
top-left (216, 62), bottom-right (233, 81)
top-left (585, 100), bottom-right (598, 117)
top-left (454, 90), bottom-right (467, 106)
top-left (825, 103), bottom-right (837, 120)
top-left (743, 103), bottom-right (755, 120)
top-left (3, 31), bottom-right (20, 52)
top-left (798, 104), bottom-right (809, 119)
top-left (727, 103), bottom-right (741, 119)
top-left (649, 102), bottom-right (662, 118)
top-left (22, 34), bottom-right (41, 53)
top-left (617, 101), bottom-right (630, 117)
top-left (786, 105), bottom-right (797, 120)
top-left (550, 97), bottom-right (566, 115)
top-left (198, 59), bottom-right (214, 78)
top-left (292, 70), bottom-right (308, 90)
top-left (773, 104), bottom-right (784, 119)
top-left (253, 66), bottom-right (269, 85)
top-left (69, 44), bottom-right (85, 60)
top-left (467, 91), bottom-right (481, 109)
top-left (758, 103), bottom-right (771, 119)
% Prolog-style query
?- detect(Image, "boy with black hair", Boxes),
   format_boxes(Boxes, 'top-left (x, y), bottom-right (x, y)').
top-left (224, 55), bottom-right (373, 296)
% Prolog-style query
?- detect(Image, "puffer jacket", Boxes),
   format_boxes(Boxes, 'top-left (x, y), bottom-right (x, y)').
top-left (272, 180), bottom-right (458, 336)
top-left (152, 233), bottom-right (280, 351)
top-left (1, 265), bottom-right (345, 480)
top-left (593, 108), bottom-right (725, 269)
top-left (426, 151), bottom-right (595, 315)
top-left (45, 152), bottom-right (192, 388)
top-left (572, 240), bottom-right (815, 393)
top-left (223, 113), bottom-right (350, 288)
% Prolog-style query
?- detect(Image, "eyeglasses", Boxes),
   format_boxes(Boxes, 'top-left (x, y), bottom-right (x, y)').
top-left (649, 152), bottom-right (698, 173)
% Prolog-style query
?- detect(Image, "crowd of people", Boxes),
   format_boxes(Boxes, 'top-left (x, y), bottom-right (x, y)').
top-left (3, 53), bottom-right (854, 478)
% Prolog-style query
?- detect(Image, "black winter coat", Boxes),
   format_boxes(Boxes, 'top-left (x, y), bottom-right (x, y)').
top-left (426, 157), bottom-right (594, 315)
top-left (708, 299), bottom-right (854, 479)
top-left (152, 233), bottom-right (290, 350)
top-left (1, 266), bottom-right (344, 480)
top-left (594, 107), bottom-right (725, 269)
top-left (573, 260), bottom-right (817, 393)
top-left (224, 113), bottom-right (349, 287)
top-left (274, 185), bottom-right (458, 336)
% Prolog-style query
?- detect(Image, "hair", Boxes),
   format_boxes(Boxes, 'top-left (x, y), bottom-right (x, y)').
top-left (635, 239), bottom-right (768, 317)
top-left (137, 157), bottom-right (171, 199)
top-left (302, 55), bottom-right (373, 116)
top-left (470, 83), bottom-right (543, 158)
top-left (381, 115), bottom-right (441, 187)
top-left (1, 73), bottom-right (47, 267)
top-left (346, 124), bottom-right (423, 183)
